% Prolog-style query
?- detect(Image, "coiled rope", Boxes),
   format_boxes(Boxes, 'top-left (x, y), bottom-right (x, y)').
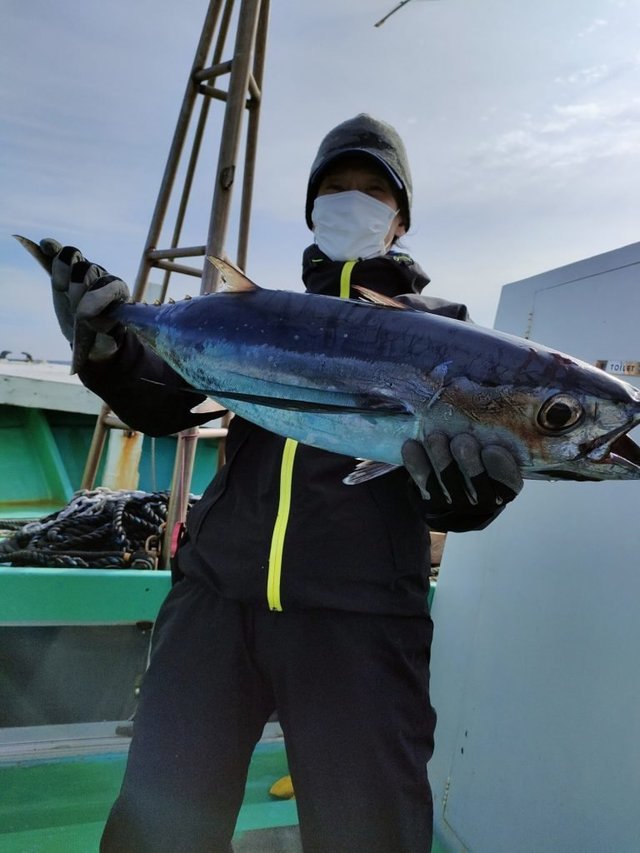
top-left (0, 489), bottom-right (193, 569)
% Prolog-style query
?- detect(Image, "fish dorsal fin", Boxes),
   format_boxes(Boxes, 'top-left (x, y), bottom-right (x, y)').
top-left (207, 256), bottom-right (259, 293)
top-left (352, 286), bottom-right (408, 309)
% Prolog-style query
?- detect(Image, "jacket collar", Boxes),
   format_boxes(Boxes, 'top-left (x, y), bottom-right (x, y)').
top-left (301, 244), bottom-right (431, 299)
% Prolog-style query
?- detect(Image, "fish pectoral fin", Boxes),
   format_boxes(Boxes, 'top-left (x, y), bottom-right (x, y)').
top-left (352, 286), bottom-right (409, 310)
top-left (140, 378), bottom-right (412, 417)
top-left (207, 256), bottom-right (260, 292)
top-left (213, 389), bottom-right (411, 416)
top-left (343, 459), bottom-right (402, 485)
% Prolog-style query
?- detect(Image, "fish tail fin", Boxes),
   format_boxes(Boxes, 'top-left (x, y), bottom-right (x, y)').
top-left (13, 235), bottom-right (54, 274)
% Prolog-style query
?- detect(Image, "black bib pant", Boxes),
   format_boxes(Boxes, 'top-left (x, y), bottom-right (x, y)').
top-left (100, 577), bottom-right (436, 853)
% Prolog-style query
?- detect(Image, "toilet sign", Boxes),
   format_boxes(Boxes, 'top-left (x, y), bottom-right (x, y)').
top-left (594, 359), bottom-right (640, 377)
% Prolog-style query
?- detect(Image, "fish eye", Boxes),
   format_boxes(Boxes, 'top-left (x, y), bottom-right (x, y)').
top-left (537, 394), bottom-right (584, 432)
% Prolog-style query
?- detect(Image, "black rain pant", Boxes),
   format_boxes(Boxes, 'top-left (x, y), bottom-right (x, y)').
top-left (100, 577), bottom-right (436, 853)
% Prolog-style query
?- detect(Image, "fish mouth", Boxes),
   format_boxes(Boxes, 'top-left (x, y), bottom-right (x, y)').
top-left (584, 419), bottom-right (640, 470)
top-left (534, 422), bottom-right (640, 481)
top-left (605, 431), bottom-right (640, 474)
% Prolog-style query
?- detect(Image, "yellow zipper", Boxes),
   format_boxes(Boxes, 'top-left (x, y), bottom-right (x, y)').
top-left (266, 438), bottom-right (299, 611)
top-left (339, 259), bottom-right (357, 298)
top-left (265, 261), bottom-right (354, 611)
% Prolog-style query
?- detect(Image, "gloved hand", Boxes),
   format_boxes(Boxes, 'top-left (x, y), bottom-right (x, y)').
top-left (402, 432), bottom-right (523, 520)
top-left (40, 238), bottom-right (130, 362)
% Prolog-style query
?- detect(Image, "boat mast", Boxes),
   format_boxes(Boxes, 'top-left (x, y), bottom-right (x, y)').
top-left (132, 0), bottom-right (269, 300)
top-left (81, 0), bottom-right (270, 566)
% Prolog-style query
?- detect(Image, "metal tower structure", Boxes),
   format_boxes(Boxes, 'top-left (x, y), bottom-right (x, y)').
top-left (132, 0), bottom-right (269, 299)
top-left (81, 0), bottom-right (271, 566)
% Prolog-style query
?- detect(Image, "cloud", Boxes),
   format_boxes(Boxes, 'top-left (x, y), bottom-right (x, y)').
top-left (555, 64), bottom-right (611, 86)
top-left (472, 96), bottom-right (640, 182)
top-left (554, 54), bottom-right (640, 89)
top-left (577, 18), bottom-right (608, 38)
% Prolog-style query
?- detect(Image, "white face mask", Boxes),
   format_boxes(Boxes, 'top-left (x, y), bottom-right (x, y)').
top-left (311, 190), bottom-right (399, 261)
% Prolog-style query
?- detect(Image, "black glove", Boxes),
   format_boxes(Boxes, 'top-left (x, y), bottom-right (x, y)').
top-left (41, 238), bottom-right (130, 363)
top-left (402, 432), bottom-right (523, 527)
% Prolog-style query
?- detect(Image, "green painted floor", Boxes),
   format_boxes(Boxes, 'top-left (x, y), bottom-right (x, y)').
top-left (0, 740), bottom-right (448, 851)
top-left (0, 742), bottom-right (298, 852)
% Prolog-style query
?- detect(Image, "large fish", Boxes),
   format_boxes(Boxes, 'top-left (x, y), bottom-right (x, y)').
top-left (16, 235), bottom-right (640, 482)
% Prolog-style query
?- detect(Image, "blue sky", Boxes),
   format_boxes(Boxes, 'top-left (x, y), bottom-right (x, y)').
top-left (2, 0), bottom-right (640, 360)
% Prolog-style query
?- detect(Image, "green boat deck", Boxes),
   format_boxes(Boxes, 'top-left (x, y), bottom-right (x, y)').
top-left (0, 566), bottom-right (302, 850)
top-left (0, 742), bottom-right (298, 853)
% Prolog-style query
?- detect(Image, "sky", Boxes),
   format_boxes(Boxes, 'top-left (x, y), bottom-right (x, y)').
top-left (1, 0), bottom-right (640, 361)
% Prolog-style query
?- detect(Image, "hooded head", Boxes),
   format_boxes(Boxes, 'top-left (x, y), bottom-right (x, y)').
top-left (305, 114), bottom-right (413, 232)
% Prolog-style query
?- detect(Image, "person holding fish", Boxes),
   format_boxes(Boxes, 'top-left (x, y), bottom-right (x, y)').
top-left (38, 115), bottom-right (523, 852)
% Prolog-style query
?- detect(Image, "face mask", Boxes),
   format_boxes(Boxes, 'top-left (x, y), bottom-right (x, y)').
top-left (311, 190), bottom-right (399, 261)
